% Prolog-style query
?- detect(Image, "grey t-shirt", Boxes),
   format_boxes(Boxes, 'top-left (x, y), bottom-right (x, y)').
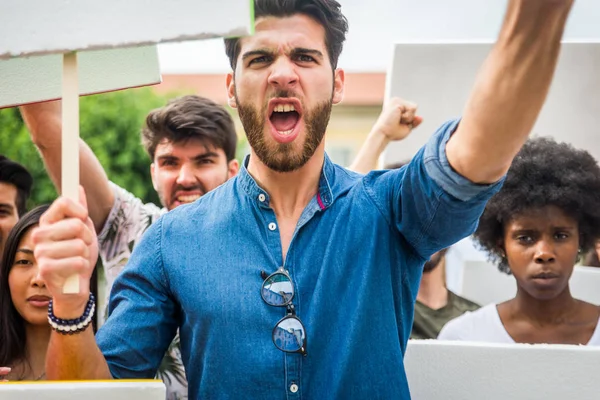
top-left (411, 290), bottom-right (480, 340)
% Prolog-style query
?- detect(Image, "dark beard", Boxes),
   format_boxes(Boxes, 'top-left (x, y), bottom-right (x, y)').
top-left (236, 90), bottom-right (332, 173)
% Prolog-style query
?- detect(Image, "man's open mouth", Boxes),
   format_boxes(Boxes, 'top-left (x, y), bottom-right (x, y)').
top-left (268, 99), bottom-right (303, 142)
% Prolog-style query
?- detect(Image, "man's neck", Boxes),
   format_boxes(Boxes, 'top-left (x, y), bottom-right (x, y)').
top-left (416, 260), bottom-right (449, 310)
top-left (246, 146), bottom-right (325, 219)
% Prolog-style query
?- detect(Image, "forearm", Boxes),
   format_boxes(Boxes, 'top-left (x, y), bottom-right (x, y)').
top-left (46, 296), bottom-right (112, 380)
top-left (348, 131), bottom-right (390, 174)
top-left (447, 0), bottom-right (573, 183)
top-left (46, 326), bottom-right (112, 380)
top-left (20, 102), bottom-right (115, 231)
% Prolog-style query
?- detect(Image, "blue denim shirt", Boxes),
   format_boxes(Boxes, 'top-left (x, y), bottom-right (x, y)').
top-left (97, 119), bottom-right (504, 399)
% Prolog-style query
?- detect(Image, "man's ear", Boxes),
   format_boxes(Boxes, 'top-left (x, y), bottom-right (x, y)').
top-left (226, 73), bottom-right (237, 109)
top-left (227, 159), bottom-right (240, 178)
top-left (332, 68), bottom-right (345, 105)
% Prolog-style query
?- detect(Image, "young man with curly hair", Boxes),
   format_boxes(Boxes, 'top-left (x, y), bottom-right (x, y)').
top-left (34, 0), bottom-right (575, 398)
top-left (439, 138), bottom-right (600, 345)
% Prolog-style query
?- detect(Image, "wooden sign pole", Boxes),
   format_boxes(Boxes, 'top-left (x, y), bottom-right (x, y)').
top-left (61, 51), bottom-right (80, 294)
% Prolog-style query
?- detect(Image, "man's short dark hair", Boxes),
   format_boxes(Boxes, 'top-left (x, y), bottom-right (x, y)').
top-left (473, 137), bottom-right (600, 274)
top-left (224, 0), bottom-right (349, 71)
top-left (141, 95), bottom-right (238, 161)
top-left (0, 155), bottom-right (33, 216)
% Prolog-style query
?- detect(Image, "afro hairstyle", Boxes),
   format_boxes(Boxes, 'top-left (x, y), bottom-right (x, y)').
top-left (473, 137), bottom-right (600, 274)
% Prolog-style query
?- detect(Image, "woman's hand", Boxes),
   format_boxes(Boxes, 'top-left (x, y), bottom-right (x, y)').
top-left (0, 367), bottom-right (11, 382)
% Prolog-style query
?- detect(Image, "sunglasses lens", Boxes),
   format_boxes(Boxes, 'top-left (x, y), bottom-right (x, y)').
top-left (273, 316), bottom-right (306, 352)
top-left (262, 272), bottom-right (294, 306)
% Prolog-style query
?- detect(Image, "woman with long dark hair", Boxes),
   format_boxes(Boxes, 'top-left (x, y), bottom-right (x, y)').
top-left (0, 205), bottom-right (51, 381)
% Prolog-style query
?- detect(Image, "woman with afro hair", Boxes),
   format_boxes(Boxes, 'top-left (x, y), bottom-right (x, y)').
top-left (438, 137), bottom-right (600, 345)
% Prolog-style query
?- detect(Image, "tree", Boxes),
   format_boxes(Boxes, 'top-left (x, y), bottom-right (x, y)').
top-left (0, 87), bottom-right (247, 209)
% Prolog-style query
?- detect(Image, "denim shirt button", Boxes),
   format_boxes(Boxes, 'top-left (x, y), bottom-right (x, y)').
top-left (258, 194), bottom-right (266, 202)
top-left (289, 383), bottom-right (298, 393)
top-left (268, 222), bottom-right (277, 231)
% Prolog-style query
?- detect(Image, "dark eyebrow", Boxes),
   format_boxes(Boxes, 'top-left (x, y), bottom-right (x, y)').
top-left (242, 47), bottom-right (324, 62)
top-left (512, 228), bottom-right (534, 233)
top-left (0, 203), bottom-right (14, 210)
top-left (242, 48), bottom-right (274, 62)
top-left (16, 249), bottom-right (33, 255)
top-left (291, 48), bottom-right (324, 61)
top-left (156, 155), bottom-right (178, 162)
top-left (193, 152), bottom-right (219, 161)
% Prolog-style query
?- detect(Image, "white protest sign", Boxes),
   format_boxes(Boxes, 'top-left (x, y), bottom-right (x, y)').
top-left (0, 0), bottom-right (254, 58)
top-left (1, 0), bottom-right (254, 293)
top-left (0, 380), bottom-right (165, 399)
top-left (0, 46), bottom-right (161, 109)
top-left (405, 340), bottom-right (600, 400)
top-left (383, 42), bottom-right (600, 165)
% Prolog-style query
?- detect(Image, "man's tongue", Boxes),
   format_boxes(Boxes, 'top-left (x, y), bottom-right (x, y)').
top-left (271, 112), bottom-right (299, 132)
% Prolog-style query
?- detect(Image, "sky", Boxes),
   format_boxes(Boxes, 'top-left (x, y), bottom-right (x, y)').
top-left (157, 0), bottom-right (600, 74)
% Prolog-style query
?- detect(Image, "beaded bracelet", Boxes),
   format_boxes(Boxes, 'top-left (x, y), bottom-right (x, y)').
top-left (47, 293), bottom-right (96, 335)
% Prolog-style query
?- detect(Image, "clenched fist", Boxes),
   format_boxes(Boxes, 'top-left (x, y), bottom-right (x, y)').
top-left (32, 187), bottom-right (98, 317)
top-left (372, 97), bottom-right (422, 142)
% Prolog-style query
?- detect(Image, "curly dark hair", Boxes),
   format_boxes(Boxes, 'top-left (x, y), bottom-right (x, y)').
top-left (224, 0), bottom-right (349, 70)
top-left (473, 137), bottom-right (600, 274)
top-left (141, 95), bottom-right (237, 162)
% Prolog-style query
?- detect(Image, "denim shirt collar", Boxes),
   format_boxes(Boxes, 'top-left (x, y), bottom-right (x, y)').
top-left (237, 153), bottom-right (336, 210)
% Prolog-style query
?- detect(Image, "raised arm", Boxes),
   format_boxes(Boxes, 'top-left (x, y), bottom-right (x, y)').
top-left (446, 0), bottom-right (574, 183)
top-left (35, 189), bottom-right (178, 381)
top-left (20, 101), bottom-right (114, 232)
top-left (348, 97), bottom-right (421, 174)
top-left (33, 190), bottom-right (112, 379)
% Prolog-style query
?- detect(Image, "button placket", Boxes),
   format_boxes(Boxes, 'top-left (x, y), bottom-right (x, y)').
top-left (284, 353), bottom-right (302, 400)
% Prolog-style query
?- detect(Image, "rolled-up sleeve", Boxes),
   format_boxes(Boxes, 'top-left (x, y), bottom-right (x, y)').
top-left (363, 118), bottom-right (505, 263)
top-left (423, 118), bottom-right (505, 202)
top-left (95, 217), bottom-right (179, 379)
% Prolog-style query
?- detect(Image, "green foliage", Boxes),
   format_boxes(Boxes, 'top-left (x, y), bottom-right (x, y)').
top-left (0, 106), bottom-right (57, 208)
top-left (0, 87), bottom-right (247, 209)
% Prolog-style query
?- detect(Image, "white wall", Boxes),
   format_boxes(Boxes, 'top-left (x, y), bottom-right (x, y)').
top-left (405, 340), bottom-right (600, 400)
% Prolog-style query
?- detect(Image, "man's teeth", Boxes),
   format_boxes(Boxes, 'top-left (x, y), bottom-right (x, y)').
top-left (273, 104), bottom-right (296, 112)
top-left (178, 194), bottom-right (201, 203)
top-left (277, 129), bottom-right (294, 135)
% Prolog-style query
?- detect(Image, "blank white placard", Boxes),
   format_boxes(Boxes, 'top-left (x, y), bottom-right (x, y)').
top-left (0, 0), bottom-right (254, 58)
top-left (0, 380), bottom-right (165, 400)
top-left (0, 46), bottom-right (161, 108)
top-left (383, 42), bottom-right (600, 164)
top-left (405, 340), bottom-right (600, 400)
